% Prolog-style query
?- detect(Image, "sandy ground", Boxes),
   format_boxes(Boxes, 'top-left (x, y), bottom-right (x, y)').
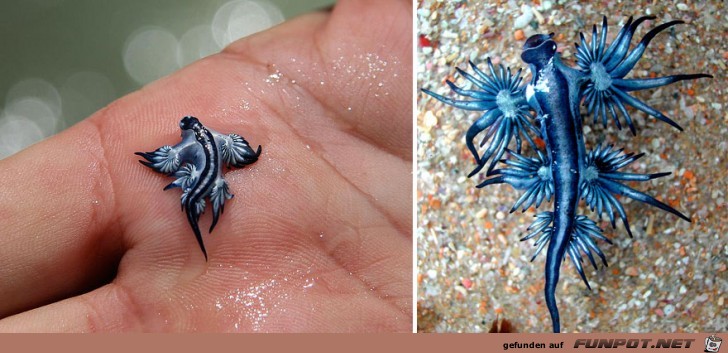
top-left (416, 0), bottom-right (727, 333)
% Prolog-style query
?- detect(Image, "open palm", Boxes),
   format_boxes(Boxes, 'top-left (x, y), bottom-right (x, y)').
top-left (0, 0), bottom-right (411, 332)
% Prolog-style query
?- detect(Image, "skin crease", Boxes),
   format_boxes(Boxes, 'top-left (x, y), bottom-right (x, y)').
top-left (0, 0), bottom-right (412, 332)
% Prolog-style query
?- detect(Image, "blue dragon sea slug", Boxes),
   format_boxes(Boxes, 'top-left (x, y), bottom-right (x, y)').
top-left (136, 116), bottom-right (261, 260)
top-left (423, 16), bottom-right (712, 332)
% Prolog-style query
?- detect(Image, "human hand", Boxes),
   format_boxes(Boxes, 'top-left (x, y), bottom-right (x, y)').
top-left (0, 0), bottom-right (411, 332)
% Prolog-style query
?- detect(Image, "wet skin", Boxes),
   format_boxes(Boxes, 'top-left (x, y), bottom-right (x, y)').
top-left (0, 0), bottom-right (412, 332)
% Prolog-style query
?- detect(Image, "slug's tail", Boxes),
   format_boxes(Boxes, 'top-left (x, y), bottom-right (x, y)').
top-left (185, 199), bottom-right (208, 261)
top-left (524, 212), bottom-right (612, 333)
top-left (543, 212), bottom-right (570, 334)
top-left (545, 260), bottom-right (561, 333)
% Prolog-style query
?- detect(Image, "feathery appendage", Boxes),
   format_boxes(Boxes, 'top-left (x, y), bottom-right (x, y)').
top-left (219, 133), bottom-right (262, 168)
top-left (580, 144), bottom-right (690, 238)
top-left (164, 163), bottom-right (199, 192)
top-left (523, 212), bottom-right (612, 289)
top-left (477, 149), bottom-right (553, 213)
top-left (422, 58), bottom-right (539, 177)
top-left (576, 16), bottom-right (712, 134)
top-left (135, 145), bottom-right (180, 174)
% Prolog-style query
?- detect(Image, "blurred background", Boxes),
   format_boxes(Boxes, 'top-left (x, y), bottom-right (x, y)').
top-left (0, 0), bottom-right (335, 159)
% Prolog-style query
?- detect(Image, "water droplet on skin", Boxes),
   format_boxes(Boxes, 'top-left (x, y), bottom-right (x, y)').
top-left (265, 71), bottom-right (282, 84)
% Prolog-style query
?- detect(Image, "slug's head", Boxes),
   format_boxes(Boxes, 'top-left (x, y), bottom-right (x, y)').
top-left (521, 33), bottom-right (557, 65)
top-left (180, 116), bottom-right (202, 132)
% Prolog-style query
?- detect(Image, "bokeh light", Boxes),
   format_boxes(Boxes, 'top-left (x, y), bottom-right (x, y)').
top-left (212, 0), bottom-right (285, 48)
top-left (123, 27), bottom-right (180, 85)
top-left (0, 0), bottom-right (332, 160)
top-left (4, 97), bottom-right (58, 137)
top-left (124, 1), bottom-right (285, 86)
top-left (177, 25), bottom-right (221, 68)
top-left (6, 78), bottom-right (62, 119)
top-left (0, 78), bottom-right (62, 158)
top-left (0, 116), bottom-right (45, 159)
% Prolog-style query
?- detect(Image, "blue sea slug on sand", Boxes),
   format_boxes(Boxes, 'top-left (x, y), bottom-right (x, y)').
top-left (423, 16), bottom-right (712, 332)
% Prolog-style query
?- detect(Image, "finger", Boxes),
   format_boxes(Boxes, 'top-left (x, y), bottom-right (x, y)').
top-left (89, 3), bottom-right (411, 329)
top-left (0, 256), bottom-right (408, 332)
top-left (0, 177), bottom-right (412, 332)
top-left (0, 120), bottom-right (125, 318)
top-left (0, 1), bottom-right (412, 328)
top-left (226, 0), bottom-right (413, 160)
top-left (1, 176), bottom-right (413, 332)
top-left (0, 12), bottom-right (328, 313)
top-left (0, 9), bottom-right (291, 314)
top-left (223, 0), bottom-right (412, 232)
top-left (97, 52), bottom-right (412, 327)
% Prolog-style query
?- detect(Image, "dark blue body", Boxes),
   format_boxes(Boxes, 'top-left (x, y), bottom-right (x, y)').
top-left (528, 54), bottom-right (581, 334)
top-left (184, 118), bottom-right (221, 260)
top-left (424, 16), bottom-right (711, 332)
